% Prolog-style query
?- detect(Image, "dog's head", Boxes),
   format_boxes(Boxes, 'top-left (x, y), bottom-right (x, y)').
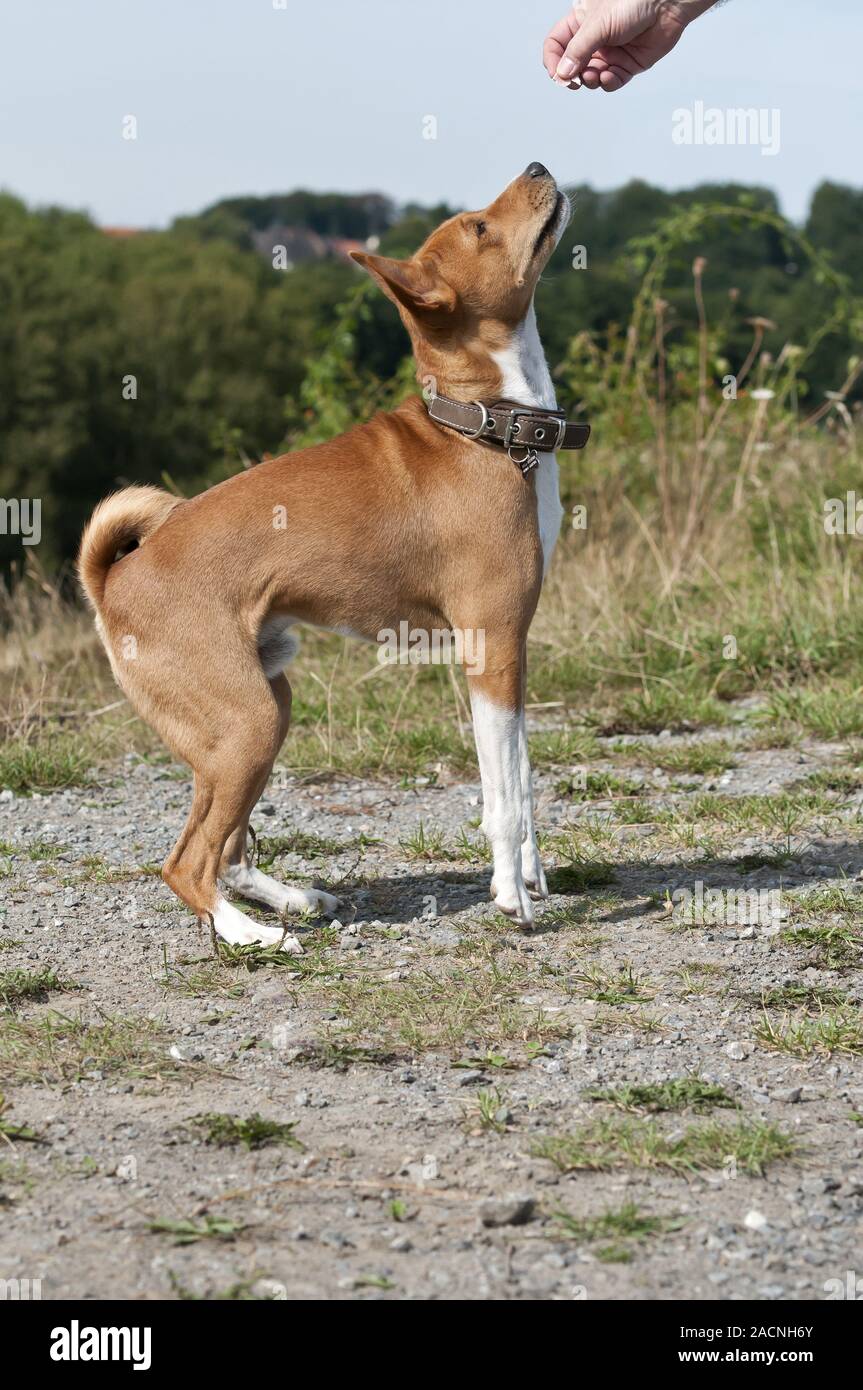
top-left (351, 164), bottom-right (568, 385)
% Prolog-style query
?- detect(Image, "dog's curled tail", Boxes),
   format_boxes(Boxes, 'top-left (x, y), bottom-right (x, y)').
top-left (77, 485), bottom-right (181, 611)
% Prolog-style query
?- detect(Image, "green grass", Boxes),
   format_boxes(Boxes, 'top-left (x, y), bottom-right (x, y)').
top-left (399, 822), bottom-right (448, 861)
top-left (554, 770), bottom-right (646, 800)
top-left (584, 1078), bottom-right (738, 1115)
top-left (546, 839), bottom-right (617, 895)
top-left (781, 924), bottom-right (861, 971)
top-left (553, 1201), bottom-right (682, 1260)
top-left (756, 1006), bottom-right (863, 1057)
top-left (256, 830), bottom-right (352, 866)
top-left (290, 1040), bottom-right (399, 1069)
top-left (527, 728), bottom-right (599, 766)
top-left (0, 733), bottom-right (96, 794)
top-left (158, 948), bottom-right (246, 1000)
top-left (672, 963), bottom-right (726, 996)
top-left (70, 854), bottom-right (161, 884)
top-left (757, 983), bottom-right (847, 1011)
top-left (0, 966), bottom-right (74, 1007)
top-left (466, 1087), bottom-right (511, 1135)
top-left (533, 1115), bottom-right (795, 1177)
top-left (763, 685), bottom-right (863, 741)
top-left (148, 1216), bottom-right (245, 1246)
top-left (0, 1091), bottom-right (42, 1144)
top-left (191, 1112), bottom-right (303, 1151)
top-left (0, 1010), bottom-right (190, 1086)
top-left (614, 739), bottom-right (738, 777)
top-left (397, 822), bottom-right (490, 864)
top-left (326, 961), bottom-right (570, 1054)
top-left (801, 766), bottom-right (863, 795)
top-left (571, 963), bottom-right (654, 1005)
top-left (25, 839), bottom-right (67, 862)
top-left (796, 882), bottom-right (863, 916)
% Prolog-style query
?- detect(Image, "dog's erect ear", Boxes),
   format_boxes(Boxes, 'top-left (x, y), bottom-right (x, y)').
top-left (350, 252), bottom-right (455, 315)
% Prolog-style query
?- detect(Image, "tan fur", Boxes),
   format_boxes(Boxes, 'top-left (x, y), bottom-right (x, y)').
top-left (78, 486), bottom-right (181, 610)
top-left (78, 167), bottom-right (567, 933)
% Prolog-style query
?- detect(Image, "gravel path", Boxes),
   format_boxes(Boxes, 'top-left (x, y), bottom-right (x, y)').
top-left (1, 726), bottom-right (862, 1301)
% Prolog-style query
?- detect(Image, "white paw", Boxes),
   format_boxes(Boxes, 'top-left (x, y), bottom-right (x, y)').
top-left (490, 876), bottom-right (535, 929)
top-left (521, 847), bottom-right (548, 900)
top-left (221, 865), bottom-right (340, 919)
top-left (284, 885), bottom-right (341, 918)
top-left (211, 897), bottom-right (304, 954)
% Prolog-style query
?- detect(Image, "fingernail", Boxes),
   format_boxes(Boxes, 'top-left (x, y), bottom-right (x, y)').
top-left (556, 57), bottom-right (576, 79)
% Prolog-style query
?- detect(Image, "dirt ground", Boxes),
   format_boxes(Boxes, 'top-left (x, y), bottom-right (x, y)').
top-left (1, 719), bottom-right (862, 1301)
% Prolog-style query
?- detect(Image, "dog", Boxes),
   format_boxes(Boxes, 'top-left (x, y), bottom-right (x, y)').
top-left (77, 163), bottom-right (590, 954)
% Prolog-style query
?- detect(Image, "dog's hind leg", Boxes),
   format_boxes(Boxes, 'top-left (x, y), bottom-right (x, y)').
top-left (218, 672), bottom-right (340, 920)
top-left (162, 710), bottom-right (308, 953)
top-left (117, 633), bottom-right (312, 952)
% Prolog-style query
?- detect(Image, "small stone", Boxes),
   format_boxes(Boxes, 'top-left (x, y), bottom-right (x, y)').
top-left (771, 1086), bottom-right (802, 1104)
top-left (725, 1041), bottom-right (751, 1060)
top-left (319, 1229), bottom-right (351, 1250)
top-left (479, 1196), bottom-right (535, 1228)
top-left (744, 1209), bottom-right (768, 1231)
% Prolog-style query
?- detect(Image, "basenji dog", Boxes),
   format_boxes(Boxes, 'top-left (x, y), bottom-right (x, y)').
top-left (77, 163), bottom-right (590, 954)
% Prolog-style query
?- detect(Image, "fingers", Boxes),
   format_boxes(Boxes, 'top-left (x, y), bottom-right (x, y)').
top-left (543, 15), bottom-right (576, 78)
top-left (553, 17), bottom-right (607, 83)
top-left (584, 46), bottom-right (642, 91)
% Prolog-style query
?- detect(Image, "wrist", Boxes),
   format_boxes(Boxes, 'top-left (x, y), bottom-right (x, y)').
top-left (667, 0), bottom-right (718, 22)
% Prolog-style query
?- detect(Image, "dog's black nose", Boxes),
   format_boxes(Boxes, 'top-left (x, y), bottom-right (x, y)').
top-left (525, 161), bottom-right (550, 179)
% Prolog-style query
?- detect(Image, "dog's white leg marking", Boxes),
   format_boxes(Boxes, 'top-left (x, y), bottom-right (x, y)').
top-left (470, 690), bottom-right (533, 927)
top-left (211, 895), bottom-right (304, 954)
top-left (518, 712), bottom-right (547, 898)
top-left (220, 864), bottom-right (339, 919)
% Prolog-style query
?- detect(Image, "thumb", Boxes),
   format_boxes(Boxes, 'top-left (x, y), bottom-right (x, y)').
top-left (554, 20), bottom-right (607, 80)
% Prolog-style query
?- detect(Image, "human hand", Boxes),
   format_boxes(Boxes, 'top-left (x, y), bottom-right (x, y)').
top-left (543, 1), bottom-right (715, 92)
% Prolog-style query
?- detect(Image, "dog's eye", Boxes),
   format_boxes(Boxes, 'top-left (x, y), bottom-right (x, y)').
top-left (474, 220), bottom-right (487, 238)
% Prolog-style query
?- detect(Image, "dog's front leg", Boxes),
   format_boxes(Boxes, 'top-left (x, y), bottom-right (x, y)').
top-left (468, 652), bottom-right (534, 928)
top-left (518, 708), bottom-right (548, 899)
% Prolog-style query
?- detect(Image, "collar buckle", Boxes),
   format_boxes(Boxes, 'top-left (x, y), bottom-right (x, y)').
top-left (502, 406), bottom-right (537, 450)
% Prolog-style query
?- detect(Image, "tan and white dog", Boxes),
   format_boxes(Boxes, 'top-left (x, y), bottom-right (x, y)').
top-left (78, 163), bottom-right (579, 953)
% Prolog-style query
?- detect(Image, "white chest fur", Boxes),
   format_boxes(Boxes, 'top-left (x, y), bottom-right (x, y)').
top-left (490, 304), bottom-right (565, 577)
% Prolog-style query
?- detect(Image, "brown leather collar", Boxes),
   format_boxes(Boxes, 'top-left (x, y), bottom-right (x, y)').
top-left (427, 392), bottom-right (591, 476)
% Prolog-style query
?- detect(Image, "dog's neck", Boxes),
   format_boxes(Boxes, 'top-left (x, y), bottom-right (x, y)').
top-left (489, 303), bottom-right (557, 411)
top-left (413, 299), bottom-right (557, 411)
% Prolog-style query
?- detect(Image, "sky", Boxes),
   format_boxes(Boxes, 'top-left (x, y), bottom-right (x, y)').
top-left (0, 0), bottom-right (860, 228)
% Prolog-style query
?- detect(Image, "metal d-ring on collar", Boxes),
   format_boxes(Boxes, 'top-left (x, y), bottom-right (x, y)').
top-left (462, 400), bottom-right (492, 439)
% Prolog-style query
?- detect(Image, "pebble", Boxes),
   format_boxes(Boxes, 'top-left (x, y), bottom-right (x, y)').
top-left (744, 1210), bottom-right (768, 1231)
top-left (479, 1197), bottom-right (535, 1228)
top-left (771, 1086), bottom-right (802, 1104)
